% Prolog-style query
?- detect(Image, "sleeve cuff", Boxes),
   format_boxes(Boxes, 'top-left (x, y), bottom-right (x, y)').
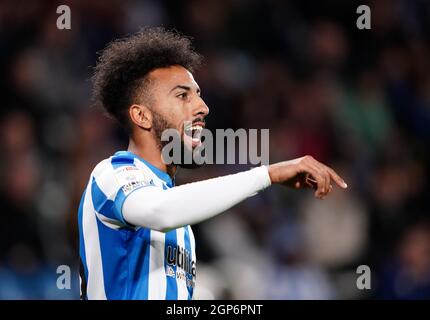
top-left (252, 165), bottom-right (272, 190)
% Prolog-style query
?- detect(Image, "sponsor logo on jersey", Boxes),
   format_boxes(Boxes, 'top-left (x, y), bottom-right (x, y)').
top-left (166, 244), bottom-right (196, 288)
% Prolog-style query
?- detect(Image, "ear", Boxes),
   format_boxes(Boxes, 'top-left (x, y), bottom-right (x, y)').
top-left (129, 104), bottom-right (152, 130)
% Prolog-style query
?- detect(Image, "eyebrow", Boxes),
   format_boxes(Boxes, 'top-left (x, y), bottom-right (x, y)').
top-left (169, 85), bottom-right (201, 94)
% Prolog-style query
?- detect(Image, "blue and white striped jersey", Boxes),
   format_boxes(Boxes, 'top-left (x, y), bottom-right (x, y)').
top-left (78, 151), bottom-right (196, 300)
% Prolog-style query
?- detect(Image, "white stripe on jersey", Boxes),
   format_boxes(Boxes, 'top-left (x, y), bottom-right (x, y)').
top-left (82, 180), bottom-right (107, 299)
top-left (176, 227), bottom-right (189, 300)
top-left (94, 211), bottom-right (123, 230)
top-left (148, 230), bottom-right (167, 299)
top-left (95, 161), bottom-right (118, 200)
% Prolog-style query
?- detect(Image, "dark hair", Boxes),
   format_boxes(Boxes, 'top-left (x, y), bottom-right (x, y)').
top-left (92, 27), bottom-right (202, 131)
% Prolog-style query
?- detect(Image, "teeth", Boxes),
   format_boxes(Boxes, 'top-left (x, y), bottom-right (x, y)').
top-left (184, 124), bottom-right (204, 141)
top-left (184, 125), bottom-right (203, 132)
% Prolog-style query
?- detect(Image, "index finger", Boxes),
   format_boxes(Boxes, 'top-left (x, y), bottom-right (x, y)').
top-left (326, 166), bottom-right (348, 189)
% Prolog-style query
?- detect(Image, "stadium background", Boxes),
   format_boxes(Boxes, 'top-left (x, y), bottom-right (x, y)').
top-left (0, 0), bottom-right (429, 299)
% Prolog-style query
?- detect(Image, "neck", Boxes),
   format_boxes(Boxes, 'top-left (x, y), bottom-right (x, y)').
top-left (127, 137), bottom-right (177, 178)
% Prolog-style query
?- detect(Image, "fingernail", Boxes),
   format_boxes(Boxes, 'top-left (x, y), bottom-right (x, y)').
top-left (343, 182), bottom-right (348, 188)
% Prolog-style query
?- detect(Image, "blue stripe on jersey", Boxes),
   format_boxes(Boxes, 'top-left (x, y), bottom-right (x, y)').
top-left (91, 177), bottom-right (128, 224)
top-left (91, 177), bottom-right (114, 217)
top-left (165, 230), bottom-right (178, 300)
top-left (78, 190), bottom-right (88, 298)
top-left (112, 188), bottom-right (131, 226)
top-left (184, 226), bottom-right (193, 300)
top-left (111, 153), bottom-right (135, 169)
top-left (95, 218), bottom-right (129, 299)
top-left (126, 228), bottom-right (151, 299)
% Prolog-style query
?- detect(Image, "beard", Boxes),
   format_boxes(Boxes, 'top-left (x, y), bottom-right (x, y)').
top-left (152, 111), bottom-right (205, 169)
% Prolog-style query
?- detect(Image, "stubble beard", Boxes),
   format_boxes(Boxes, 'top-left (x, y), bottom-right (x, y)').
top-left (151, 111), bottom-right (204, 169)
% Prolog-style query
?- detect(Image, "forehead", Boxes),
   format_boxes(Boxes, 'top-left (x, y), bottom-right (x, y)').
top-left (147, 65), bottom-right (198, 89)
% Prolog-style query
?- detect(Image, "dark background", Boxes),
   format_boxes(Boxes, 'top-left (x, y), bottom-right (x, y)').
top-left (0, 0), bottom-right (429, 299)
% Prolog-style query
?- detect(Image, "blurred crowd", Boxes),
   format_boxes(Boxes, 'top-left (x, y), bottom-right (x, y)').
top-left (0, 0), bottom-right (429, 299)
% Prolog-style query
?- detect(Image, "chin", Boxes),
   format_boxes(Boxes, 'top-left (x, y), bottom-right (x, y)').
top-left (177, 140), bottom-right (206, 169)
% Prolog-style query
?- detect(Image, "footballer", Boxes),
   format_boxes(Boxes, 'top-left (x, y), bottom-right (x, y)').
top-left (78, 27), bottom-right (348, 300)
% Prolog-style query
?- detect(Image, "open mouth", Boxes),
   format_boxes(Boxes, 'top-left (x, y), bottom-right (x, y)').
top-left (184, 123), bottom-right (204, 147)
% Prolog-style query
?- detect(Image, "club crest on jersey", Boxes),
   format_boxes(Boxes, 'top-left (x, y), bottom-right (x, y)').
top-left (115, 166), bottom-right (153, 195)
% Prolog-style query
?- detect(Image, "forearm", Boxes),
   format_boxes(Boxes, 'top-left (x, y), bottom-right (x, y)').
top-left (122, 166), bottom-right (271, 232)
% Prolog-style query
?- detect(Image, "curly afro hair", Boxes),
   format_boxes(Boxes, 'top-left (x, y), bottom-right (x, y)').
top-left (92, 27), bottom-right (202, 131)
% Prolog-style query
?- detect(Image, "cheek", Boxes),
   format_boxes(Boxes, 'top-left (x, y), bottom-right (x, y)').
top-left (169, 102), bottom-right (191, 125)
top-left (155, 101), bottom-right (180, 125)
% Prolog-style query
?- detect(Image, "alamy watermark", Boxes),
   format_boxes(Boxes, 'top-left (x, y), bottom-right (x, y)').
top-left (161, 122), bottom-right (270, 166)
top-left (356, 5), bottom-right (371, 30)
top-left (356, 265), bottom-right (371, 290)
top-left (56, 5), bottom-right (71, 30)
top-left (57, 265), bottom-right (71, 290)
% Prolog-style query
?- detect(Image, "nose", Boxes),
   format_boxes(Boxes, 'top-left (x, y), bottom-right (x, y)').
top-left (194, 96), bottom-right (210, 118)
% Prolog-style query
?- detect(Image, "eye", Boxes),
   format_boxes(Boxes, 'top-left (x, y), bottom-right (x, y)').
top-left (177, 92), bottom-right (188, 99)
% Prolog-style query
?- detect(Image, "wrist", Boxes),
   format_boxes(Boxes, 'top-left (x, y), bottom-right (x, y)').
top-left (266, 164), bottom-right (275, 184)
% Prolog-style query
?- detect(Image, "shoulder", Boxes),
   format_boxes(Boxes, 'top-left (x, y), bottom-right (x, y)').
top-left (91, 151), bottom-right (140, 178)
top-left (90, 151), bottom-right (169, 191)
top-left (91, 152), bottom-right (154, 190)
